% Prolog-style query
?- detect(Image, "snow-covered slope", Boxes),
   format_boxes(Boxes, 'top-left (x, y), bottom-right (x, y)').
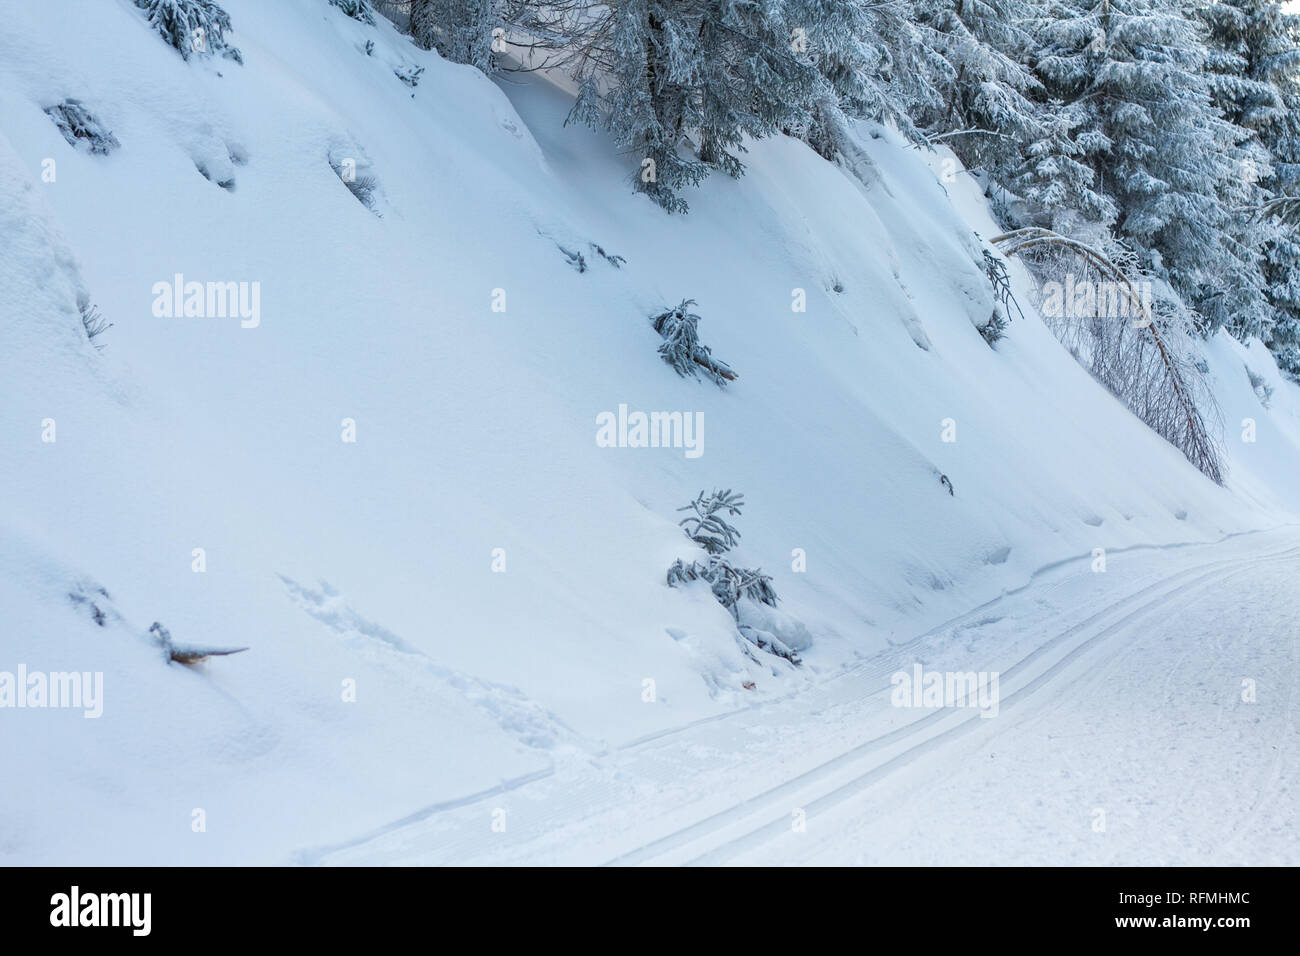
top-left (1, 0), bottom-right (1297, 864)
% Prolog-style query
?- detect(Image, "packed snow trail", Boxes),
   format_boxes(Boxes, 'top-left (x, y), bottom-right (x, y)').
top-left (304, 528), bottom-right (1300, 866)
top-left (4, 0), bottom-right (1300, 867)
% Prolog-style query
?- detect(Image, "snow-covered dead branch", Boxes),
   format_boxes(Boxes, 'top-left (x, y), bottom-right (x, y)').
top-left (991, 228), bottom-right (1225, 484)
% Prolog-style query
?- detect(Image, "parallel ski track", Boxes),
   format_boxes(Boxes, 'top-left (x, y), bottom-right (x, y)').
top-left (603, 543), bottom-right (1300, 866)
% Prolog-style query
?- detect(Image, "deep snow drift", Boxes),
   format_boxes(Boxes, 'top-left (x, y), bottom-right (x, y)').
top-left (1, 0), bottom-right (1297, 864)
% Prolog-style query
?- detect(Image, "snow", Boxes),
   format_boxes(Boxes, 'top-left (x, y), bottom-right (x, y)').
top-left (1, 0), bottom-right (1297, 865)
top-left (310, 527), bottom-right (1300, 865)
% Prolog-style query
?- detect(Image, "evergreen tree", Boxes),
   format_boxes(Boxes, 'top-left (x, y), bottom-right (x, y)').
top-left (410, 0), bottom-right (500, 72)
top-left (1200, 0), bottom-right (1300, 374)
top-left (1032, 0), bottom-right (1268, 334)
top-left (566, 0), bottom-right (819, 211)
top-left (770, 0), bottom-right (935, 157)
top-left (1197, 0), bottom-right (1288, 341)
top-left (563, 0), bottom-right (934, 211)
top-left (913, 0), bottom-right (1044, 179)
top-left (546, 0), bottom-right (942, 208)
top-left (1007, 98), bottom-right (1117, 231)
top-left (1261, 80), bottom-right (1300, 377)
top-left (1198, 0), bottom-right (1296, 135)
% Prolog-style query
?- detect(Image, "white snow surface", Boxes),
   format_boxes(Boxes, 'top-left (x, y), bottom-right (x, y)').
top-left (0, 0), bottom-right (1297, 865)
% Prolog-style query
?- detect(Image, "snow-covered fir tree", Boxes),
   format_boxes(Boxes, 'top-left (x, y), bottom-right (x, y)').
top-left (912, 0), bottom-right (1044, 180)
top-left (565, 1), bottom-right (703, 211)
top-left (566, 0), bottom-right (823, 210)
top-left (764, 0), bottom-right (934, 159)
top-left (1032, 0), bottom-right (1269, 335)
top-left (1200, 0), bottom-right (1300, 375)
top-left (1196, 0), bottom-right (1290, 342)
top-left (1006, 98), bottom-right (1117, 232)
top-left (410, 0), bottom-right (500, 72)
top-left (398, 0), bottom-right (1296, 356)
top-left (1261, 86), bottom-right (1300, 379)
top-left (1198, 0), bottom-right (1297, 136)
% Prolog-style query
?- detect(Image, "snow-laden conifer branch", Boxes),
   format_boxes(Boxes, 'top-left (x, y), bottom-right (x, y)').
top-left (650, 300), bottom-right (736, 386)
top-left (992, 229), bottom-right (1225, 484)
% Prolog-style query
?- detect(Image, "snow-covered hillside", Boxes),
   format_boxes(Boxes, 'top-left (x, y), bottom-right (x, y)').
top-left (1, 0), bottom-right (1297, 864)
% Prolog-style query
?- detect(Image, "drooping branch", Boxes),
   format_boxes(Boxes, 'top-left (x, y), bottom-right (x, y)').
top-left (990, 228), bottom-right (1224, 484)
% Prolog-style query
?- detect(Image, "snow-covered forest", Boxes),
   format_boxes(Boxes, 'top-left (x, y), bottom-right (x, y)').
top-left (1, 0), bottom-right (1298, 867)
top-left (413, 0), bottom-right (1300, 378)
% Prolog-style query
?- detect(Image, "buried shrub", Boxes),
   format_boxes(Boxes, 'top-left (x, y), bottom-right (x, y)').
top-left (328, 0), bottom-right (376, 24)
top-left (650, 300), bottom-right (736, 386)
top-left (45, 100), bottom-right (120, 155)
top-left (79, 302), bottom-right (112, 350)
top-left (329, 148), bottom-right (382, 214)
top-left (133, 0), bottom-right (243, 63)
top-left (666, 489), bottom-right (798, 664)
